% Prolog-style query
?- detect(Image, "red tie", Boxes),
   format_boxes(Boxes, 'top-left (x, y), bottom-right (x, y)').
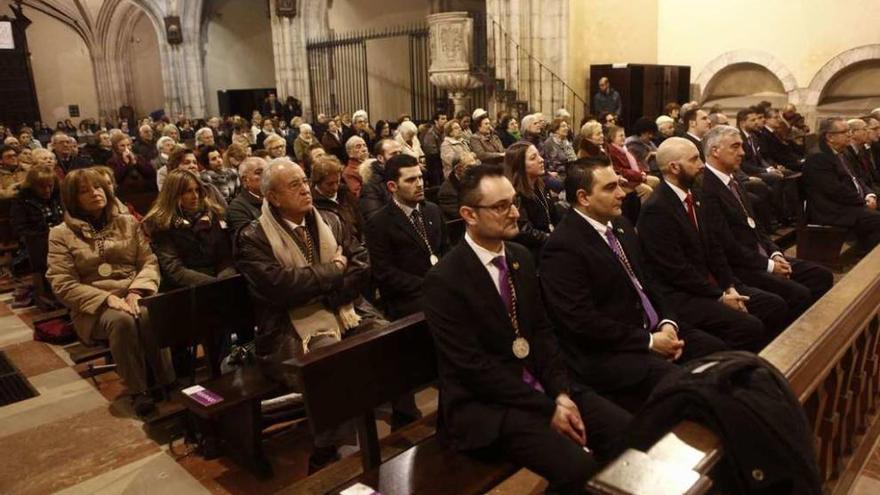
top-left (684, 192), bottom-right (698, 231)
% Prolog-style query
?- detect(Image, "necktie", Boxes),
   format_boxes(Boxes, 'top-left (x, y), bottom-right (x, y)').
top-left (839, 154), bottom-right (865, 197)
top-left (491, 256), bottom-right (544, 393)
top-left (293, 226), bottom-right (314, 264)
top-left (411, 209), bottom-right (428, 241)
top-left (684, 192), bottom-right (699, 231)
top-left (728, 179), bottom-right (767, 257)
top-left (605, 228), bottom-right (660, 331)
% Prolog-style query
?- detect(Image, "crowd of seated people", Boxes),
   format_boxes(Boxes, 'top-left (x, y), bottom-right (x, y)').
top-left (4, 97), bottom-right (880, 491)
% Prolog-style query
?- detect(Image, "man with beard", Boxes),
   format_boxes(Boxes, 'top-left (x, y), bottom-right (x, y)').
top-left (637, 138), bottom-right (787, 352)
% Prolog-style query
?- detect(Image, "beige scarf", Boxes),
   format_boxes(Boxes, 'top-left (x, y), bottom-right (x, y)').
top-left (258, 201), bottom-right (360, 352)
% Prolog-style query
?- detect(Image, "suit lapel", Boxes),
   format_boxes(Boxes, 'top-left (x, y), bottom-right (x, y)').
top-left (569, 212), bottom-right (627, 279)
top-left (659, 181), bottom-right (701, 244)
top-left (460, 241), bottom-right (514, 335)
top-left (390, 204), bottom-right (430, 254)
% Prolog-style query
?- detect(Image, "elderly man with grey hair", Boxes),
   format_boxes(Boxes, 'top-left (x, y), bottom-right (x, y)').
top-left (194, 127), bottom-right (215, 150)
top-left (227, 156), bottom-right (268, 232)
top-left (235, 158), bottom-right (389, 472)
top-left (133, 124), bottom-right (157, 161)
top-left (342, 135), bottom-right (368, 198)
top-left (699, 125), bottom-right (832, 325)
top-left (293, 123), bottom-right (316, 162)
top-left (842, 118), bottom-right (880, 193)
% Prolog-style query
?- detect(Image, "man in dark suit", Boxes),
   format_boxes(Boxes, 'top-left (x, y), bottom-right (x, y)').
top-left (843, 118), bottom-right (880, 193)
top-left (699, 125), bottom-right (833, 324)
top-left (637, 137), bottom-right (788, 352)
top-left (366, 153), bottom-right (446, 319)
top-left (755, 108), bottom-right (804, 171)
top-left (738, 107), bottom-right (798, 225)
top-left (261, 92), bottom-right (283, 118)
top-left (803, 117), bottom-right (880, 251)
top-left (541, 156), bottom-right (726, 412)
top-left (681, 107), bottom-right (711, 162)
top-left (423, 164), bottom-right (630, 494)
top-left (359, 138), bottom-right (402, 220)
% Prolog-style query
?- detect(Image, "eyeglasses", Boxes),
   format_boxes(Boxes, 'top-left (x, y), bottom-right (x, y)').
top-left (469, 201), bottom-right (518, 216)
top-left (286, 178), bottom-right (311, 190)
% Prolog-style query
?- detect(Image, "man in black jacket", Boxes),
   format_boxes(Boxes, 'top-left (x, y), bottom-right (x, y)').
top-left (366, 154), bottom-right (446, 319)
top-left (541, 155), bottom-right (725, 411)
top-left (226, 157), bottom-right (266, 233)
top-left (699, 125), bottom-right (832, 324)
top-left (803, 117), bottom-right (880, 251)
top-left (637, 138), bottom-right (788, 352)
top-left (359, 138), bottom-right (401, 220)
top-left (424, 164), bottom-right (630, 494)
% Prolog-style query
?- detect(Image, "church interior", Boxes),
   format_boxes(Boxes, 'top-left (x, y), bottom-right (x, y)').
top-left (2, 0), bottom-right (880, 494)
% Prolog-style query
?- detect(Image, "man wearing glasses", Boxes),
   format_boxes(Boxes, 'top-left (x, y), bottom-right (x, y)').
top-left (235, 159), bottom-right (386, 472)
top-left (423, 163), bottom-right (630, 494)
top-left (802, 117), bottom-right (880, 251)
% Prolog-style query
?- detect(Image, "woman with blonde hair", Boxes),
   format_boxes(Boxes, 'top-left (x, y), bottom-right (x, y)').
top-left (395, 120), bottom-right (425, 165)
top-left (47, 168), bottom-right (173, 417)
top-left (143, 168), bottom-right (235, 289)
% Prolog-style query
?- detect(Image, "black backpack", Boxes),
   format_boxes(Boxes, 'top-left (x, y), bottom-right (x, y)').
top-left (627, 351), bottom-right (821, 495)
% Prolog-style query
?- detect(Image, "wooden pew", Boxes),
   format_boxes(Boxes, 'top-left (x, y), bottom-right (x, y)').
top-left (588, 247), bottom-right (880, 495)
top-left (150, 275), bottom-right (286, 477)
top-left (796, 224), bottom-right (849, 270)
top-left (281, 313), bottom-right (519, 495)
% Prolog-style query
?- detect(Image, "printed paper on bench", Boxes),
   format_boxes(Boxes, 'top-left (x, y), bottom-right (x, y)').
top-left (182, 385), bottom-right (224, 406)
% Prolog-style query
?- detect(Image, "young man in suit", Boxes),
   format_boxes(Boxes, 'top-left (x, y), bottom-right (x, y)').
top-left (637, 138), bottom-right (788, 352)
top-left (423, 164), bottom-right (630, 494)
top-left (699, 125), bottom-right (833, 324)
top-left (366, 153), bottom-right (446, 320)
top-left (803, 117), bottom-right (880, 251)
top-left (541, 155), bottom-right (726, 412)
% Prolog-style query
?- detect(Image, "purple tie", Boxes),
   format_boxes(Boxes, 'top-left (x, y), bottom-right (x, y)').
top-left (604, 228), bottom-right (660, 331)
top-left (491, 256), bottom-right (544, 393)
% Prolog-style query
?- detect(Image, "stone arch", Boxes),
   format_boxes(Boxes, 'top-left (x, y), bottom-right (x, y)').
top-left (805, 44), bottom-right (880, 107)
top-left (695, 50), bottom-right (798, 102)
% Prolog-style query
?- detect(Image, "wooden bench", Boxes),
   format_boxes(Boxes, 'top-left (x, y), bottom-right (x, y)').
top-left (796, 224), bottom-right (849, 270)
top-left (282, 313), bottom-right (519, 495)
top-left (154, 275), bottom-right (287, 477)
top-left (588, 246), bottom-right (880, 495)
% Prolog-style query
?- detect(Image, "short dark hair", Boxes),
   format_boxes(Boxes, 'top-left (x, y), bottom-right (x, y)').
top-left (473, 115), bottom-right (491, 132)
top-left (432, 111), bottom-right (447, 123)
top-left (459, 163), bottom-right (506, 207)
top-left (198, 145), bottom-right (219, 168)
top-left (0, 145), bottom-right (15, 157)
top-left (736, 107), bottom-right (758, 125)
top-left (631, 117), bottom-right (658, 136)
top-left (168, 147), bottom-right (195, 171)
top-left (385, 153), bottom-right (420, 182)
top-left (565, 155), bottom-right (612, 202)
top-left (682, 107), bottom-right (701, 126)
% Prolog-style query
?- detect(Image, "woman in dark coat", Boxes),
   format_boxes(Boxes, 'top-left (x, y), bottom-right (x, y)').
top-left (504, 141), bottom-right (560, 260)
top-left (142, 168), bottom-right (235, 290)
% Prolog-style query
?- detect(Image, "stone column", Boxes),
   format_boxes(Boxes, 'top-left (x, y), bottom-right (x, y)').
top-left (267, 0), bottom-right (328, 122)
top-left (428, 12), bottom-right (482, 116)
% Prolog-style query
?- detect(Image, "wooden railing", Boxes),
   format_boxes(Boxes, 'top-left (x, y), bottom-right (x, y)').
top-left (588, 248), bottom-right (880, 494)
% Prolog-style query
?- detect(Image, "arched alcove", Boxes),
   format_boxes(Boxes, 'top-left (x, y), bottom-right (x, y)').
top-left (701, 62), bottom-right (788, 112)
top-left (815, 59), bottom-right (880, 117)
top-left (127, 9), bottom-right (164, 116)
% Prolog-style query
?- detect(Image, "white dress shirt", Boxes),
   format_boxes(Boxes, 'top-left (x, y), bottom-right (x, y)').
top-left (464, 232), bottom-right (505, 296)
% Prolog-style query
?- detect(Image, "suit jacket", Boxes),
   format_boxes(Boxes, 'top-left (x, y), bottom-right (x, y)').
top-left (740, 130), bottom-right (768, 176)
top-left (423, 240), bottom-right (571, 450)
top-left (540, 213), bottom-right (674, 390)
top-left (682, 133), bottom-right (706, 163)
top-left (637, 180), bottom-right (735, 299)
top-left (756, 127), bottom-right (802, 170)
top-left (802, 149), bottom-right (870, 227)
top-left (698, 169), bottom-right (779, 272)
top-left (366, 201), bottom-right (446, 319)
top-left (843, 144), bottom-right (880, 192)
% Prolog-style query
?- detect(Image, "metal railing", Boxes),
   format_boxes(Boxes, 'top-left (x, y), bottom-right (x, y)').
top-left (474, 13), bottom-right (586, 122)
top-left (306, 24), bottom-right (442, 121)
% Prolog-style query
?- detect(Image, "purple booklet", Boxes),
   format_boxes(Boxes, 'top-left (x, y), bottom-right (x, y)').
top-left (182, 385), bottom-right (224, 406)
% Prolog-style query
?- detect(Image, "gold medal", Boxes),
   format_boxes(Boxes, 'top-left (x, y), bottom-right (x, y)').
top-left (747, 217), bottom-right (756, 229)
top-left (512, 337), bottom-right (530, 359)
top-left (430, 254), bottom-right (439, 265)
top-left (98, 263), bottom-right (112, 277)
